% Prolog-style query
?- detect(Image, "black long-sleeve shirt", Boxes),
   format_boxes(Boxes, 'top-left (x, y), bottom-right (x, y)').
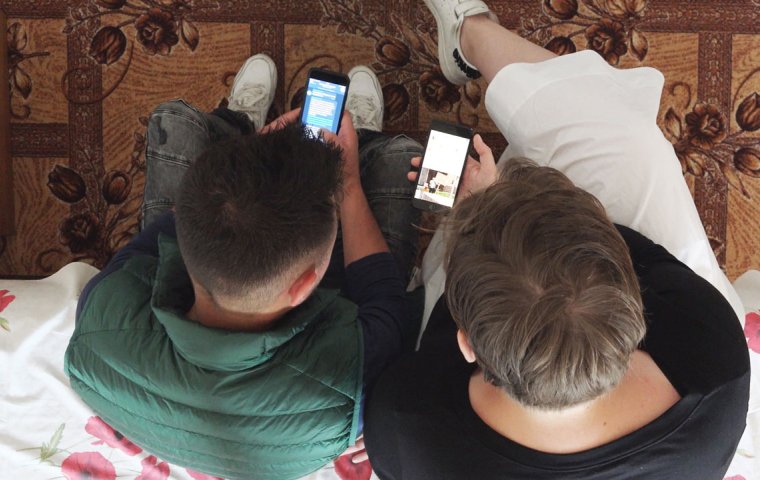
top-left (364, 226), bottom-right (750, 480)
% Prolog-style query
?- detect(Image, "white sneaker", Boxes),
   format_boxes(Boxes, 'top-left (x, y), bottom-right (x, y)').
top-left (346, 66), bottom-right (384, 132)
top-left (423, 0), bottom-right (499, 85)
top-left (227, 53), bottom-right (277, 131)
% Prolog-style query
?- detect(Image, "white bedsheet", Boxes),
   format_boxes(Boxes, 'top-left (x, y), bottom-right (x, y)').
top-left (1, 263), bottom-right (757, 479)
top-left (0, 263), bottom-right (374, 480)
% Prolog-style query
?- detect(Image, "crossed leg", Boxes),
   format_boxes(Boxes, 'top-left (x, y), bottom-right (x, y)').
top-left (419, 7), bottom-right (743, 328)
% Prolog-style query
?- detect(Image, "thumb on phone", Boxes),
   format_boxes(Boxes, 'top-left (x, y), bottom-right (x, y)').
top-left (473, 134), bottom-right (496, 170)
top-left (460, 134), bottom-right (498, 197)
top-left (319, 129), bottom-right (339, 145)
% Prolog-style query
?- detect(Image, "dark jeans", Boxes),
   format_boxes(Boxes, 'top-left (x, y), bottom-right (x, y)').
top-left (142, 99), bottom-right (424, 288)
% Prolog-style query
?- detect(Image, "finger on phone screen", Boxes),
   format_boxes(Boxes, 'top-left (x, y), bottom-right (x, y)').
top-left (260, 108), bottom-right (301, 134)
top-left (319, 129), bottom-right (339, 145)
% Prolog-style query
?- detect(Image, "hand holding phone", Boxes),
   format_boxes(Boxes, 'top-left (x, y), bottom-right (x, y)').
top-left (300, 68), bottom-right (350, 136)
top-left (408, 133), bottom-right (498, 205)
top-left (319, 110), bottom-right (361, 190)
top-left (412, 120), bottom-right (474, 212)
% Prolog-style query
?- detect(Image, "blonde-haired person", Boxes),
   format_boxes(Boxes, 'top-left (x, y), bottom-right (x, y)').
top-left (359, 1), bottom-right (750, 479)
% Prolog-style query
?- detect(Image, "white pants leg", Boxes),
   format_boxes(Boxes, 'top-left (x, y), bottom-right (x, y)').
top-left (419, 50), bottom-right (744, 339)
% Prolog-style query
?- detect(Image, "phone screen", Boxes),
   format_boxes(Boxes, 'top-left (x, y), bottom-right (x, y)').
top-left (302, 77), bottom-right (348, 136)
top-left (414, 128), bottom-right (471, 209)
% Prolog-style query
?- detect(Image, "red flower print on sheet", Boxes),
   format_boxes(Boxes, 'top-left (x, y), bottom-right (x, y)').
top-left (744, 311), bottom-right (760, 354)
top-left (61, 452), bottom-right (116, 480)
top-left (136, 455), bottom-right (170, 480)
top-left (186, 469), bottom-right (224, 480)
top-left (0, 289), bottom-right (15, 332)
top-left (724, 476), bottom-right (746, 480)
top-left (0, 290), bottom-right (15, 312)
top-left (334, 455), bottom-right (372, 480)
top-left (85, 416), bottom-right (142, 456)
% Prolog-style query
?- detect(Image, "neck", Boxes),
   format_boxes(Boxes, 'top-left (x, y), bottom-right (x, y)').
top-left (469, 350), bottom-right (680, 453)
top-left (186, 289), bottom-right (291, 332)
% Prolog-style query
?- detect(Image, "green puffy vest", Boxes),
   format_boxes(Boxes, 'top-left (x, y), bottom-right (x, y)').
top-left (65, 235), bottom-right (363, 480)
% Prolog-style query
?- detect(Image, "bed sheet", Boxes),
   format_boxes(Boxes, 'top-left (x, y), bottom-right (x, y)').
top-left (0, 263), bottom-right (375, 480)
top-left (1, 263), bottom-right (757, 479)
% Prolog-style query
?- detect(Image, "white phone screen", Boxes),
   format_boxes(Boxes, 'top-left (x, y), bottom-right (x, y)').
top-left (414, 129), bottom-right (470, 208)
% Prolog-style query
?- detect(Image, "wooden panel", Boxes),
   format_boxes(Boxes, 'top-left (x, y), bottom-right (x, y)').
top-left (0, 8), bottom-right (16, 236)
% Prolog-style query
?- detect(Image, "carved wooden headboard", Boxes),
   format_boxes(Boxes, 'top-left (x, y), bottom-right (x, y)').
top-left (0, 8), bottom-right (15, 236)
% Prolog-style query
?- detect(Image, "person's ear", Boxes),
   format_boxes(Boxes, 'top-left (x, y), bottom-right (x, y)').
top-left (287, 267), bottom-right (319, 307)
top-left (457, 329), bottom-right (477, 363)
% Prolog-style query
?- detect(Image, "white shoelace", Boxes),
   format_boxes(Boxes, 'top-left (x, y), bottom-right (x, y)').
top-left (347, 94), bottom-right (381, 130)
top-left (229, 83), bottom-right (270, 128)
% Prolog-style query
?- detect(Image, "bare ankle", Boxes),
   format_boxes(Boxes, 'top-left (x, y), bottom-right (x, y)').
top-left (460, 14), bottom-right (491, 66)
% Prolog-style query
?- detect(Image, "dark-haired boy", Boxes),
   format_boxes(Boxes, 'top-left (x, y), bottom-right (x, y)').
top-left (65, 55), bottom-right (423, 480)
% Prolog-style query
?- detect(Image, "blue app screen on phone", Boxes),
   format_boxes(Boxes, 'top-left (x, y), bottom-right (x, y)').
top-left (302, 78), bottom-right (346, 135)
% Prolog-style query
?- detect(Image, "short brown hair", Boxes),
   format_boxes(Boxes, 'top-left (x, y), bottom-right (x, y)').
top-left (176, 123), bottom-right (343, 307)
top-left (445, 158), bottom-right (645, 410)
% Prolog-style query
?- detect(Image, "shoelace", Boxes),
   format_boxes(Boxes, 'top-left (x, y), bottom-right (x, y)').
top-left (347, 94), bottom-right (381, 130)
top-left (229, 83), bottom-right (270, 128)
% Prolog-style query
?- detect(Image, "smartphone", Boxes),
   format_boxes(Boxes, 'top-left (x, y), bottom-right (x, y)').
top-left (412, 120), bottom-right (474, 212)
top-left (300, 68), bottom-right (350, 137)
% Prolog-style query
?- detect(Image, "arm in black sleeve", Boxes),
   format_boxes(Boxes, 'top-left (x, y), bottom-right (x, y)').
top-left (344, 252), bottom-right (407, 390)
top-left (76, 211), bottom-right (177, 319)
top-left (614, 224), bottom-right (748, 394)
top-left (615, 224), bottom-right (681, 275)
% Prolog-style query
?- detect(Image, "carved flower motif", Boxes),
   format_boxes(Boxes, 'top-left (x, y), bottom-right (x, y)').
top-left (48, 165), bottom-right (87, 204)
top-left (545, 36), bottom-right (577, 56)
top-left (585, 19), bottom-right (628, 65)
top-left (102, 170), bottom-right (132, 205)
top-left (734, 148), bottom-right (760, 178)
top-left (685, 103), bottom-right (727, 149)
top-left (90, 26), bottom-right (127, 65)
top-left (383, 84), bottom-right (410, 122)
top-left (135, 8), bottom-right (180, 56)
top-left (97, 0), bottom-right (127, 9)
top-left (7, 23), bottom-right (33, 100)
top-left (593, 0), bottom-right (647, 19)
top-left (676, 148), bottom-right (709, 177)
top-left (160, 0), bottom-right (192, 12)
top-left (543, 0), bottom-right (578, 20)
top-left (736, 92), bottom-right (760, 132)
top-left (60, 213), bottom-right (101, 254)
top-left (630, 29), bottom-right (649, 61)
top-left (420, 69), bottom-right (461, 113)
top-left (376, 37), bottom-right (411, 67)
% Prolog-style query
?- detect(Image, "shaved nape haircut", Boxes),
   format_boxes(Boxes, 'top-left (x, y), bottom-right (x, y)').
top-left (445, 157), bottom-right (645, 410)
top-left (175, 123), bottom-right (343, 308)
